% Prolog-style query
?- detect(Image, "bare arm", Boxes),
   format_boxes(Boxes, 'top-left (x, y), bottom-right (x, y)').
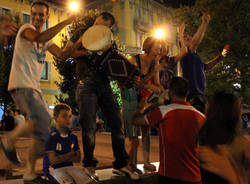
top-left (48, 37), bottom-right (83, 60)
top-left (137, 59), bottom-right (163, 94)
top-left (47, 150), bottom-right (81, 165)
top-left (145, 59), bottom-right (164, 93)
top-left (189, 13), bottom-right (210, 52)
top-left (175, 22), bottom-right (188, 62)
top-left (205, 54), bottom-right (223, 70)
top-left (205, 45), bottom-right (229, 70)
top-left (63, 36), bottom-right (88, 58)
top-left (22, 16), bottom-right (74, 43)
top-left (153, 60), bottom-right (161, 85)
top-left (132, 110), bottom-right (149, 126)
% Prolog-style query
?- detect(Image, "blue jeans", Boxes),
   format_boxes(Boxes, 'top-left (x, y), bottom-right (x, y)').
top-left (76, 82), bottom-right (129, 169)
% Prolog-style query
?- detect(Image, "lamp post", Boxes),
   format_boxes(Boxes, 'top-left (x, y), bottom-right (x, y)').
top-left (69, 1), bottom-right (79, 12)
top-left (154, 28), bottom-right (165, 39)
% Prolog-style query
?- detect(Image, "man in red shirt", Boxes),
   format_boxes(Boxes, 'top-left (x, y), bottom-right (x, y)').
top-left (133, 77), bottom-right (205, 184)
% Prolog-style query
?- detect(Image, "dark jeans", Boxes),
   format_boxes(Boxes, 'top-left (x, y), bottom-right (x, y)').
top-left (158, 175), bottom-right (201, 184)
top-left (76, 82), bottom-right (129, 169)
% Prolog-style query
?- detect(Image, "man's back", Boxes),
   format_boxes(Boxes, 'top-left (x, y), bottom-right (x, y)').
top-left (146, 100), bottom-right (205, 182)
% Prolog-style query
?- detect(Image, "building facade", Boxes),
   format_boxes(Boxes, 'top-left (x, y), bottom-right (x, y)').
top-left (86, 0), bottom-right (178, 55)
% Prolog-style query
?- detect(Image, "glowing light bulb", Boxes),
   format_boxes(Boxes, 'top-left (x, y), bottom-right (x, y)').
top-left (154, 29), bottom-right (165, 39)
top-left (69, 2), bottom-right (79, 12)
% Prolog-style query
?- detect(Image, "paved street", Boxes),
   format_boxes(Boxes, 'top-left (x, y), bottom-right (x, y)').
top-left (2, 132), bottom-right (250, 183)
top-left (0, 131), bottom-right (160, 183)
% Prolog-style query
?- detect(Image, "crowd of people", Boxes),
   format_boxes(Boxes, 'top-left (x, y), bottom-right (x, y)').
top-left (0, 1), bottom-right (249, 184)
top-left (0, 109), bottom-right (25, 131)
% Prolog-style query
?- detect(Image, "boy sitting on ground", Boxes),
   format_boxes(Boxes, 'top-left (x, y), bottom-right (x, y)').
top-left (43, 103), bottom-right (97, 184)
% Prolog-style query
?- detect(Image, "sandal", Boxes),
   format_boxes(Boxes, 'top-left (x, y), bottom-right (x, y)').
top-left (143, 163), bottom-right (156, 172)
top-left (133, 167), bottom-right (143, 175)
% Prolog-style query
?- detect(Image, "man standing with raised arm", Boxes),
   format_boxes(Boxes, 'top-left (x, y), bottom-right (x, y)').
top-left (181, 13), bottom-right (226, 112)
top-left (0, 1), bottom-right (78, 183)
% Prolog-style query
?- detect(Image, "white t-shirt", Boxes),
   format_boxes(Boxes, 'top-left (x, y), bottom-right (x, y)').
top-left (8, 24), bottom-right (54, 92)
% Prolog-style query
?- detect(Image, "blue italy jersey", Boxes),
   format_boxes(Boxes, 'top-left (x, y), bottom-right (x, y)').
top-left (43, 128), bottom-right (80, 178)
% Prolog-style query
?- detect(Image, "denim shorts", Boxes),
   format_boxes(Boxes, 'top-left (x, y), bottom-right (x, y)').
top-left (10, 88), bottom-right (52, 141)
top-left (121, 87), bottom-right (141, 137)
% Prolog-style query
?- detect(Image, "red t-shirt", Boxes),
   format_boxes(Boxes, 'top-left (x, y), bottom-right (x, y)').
top-left (145, 100), bottom-right (205, 182)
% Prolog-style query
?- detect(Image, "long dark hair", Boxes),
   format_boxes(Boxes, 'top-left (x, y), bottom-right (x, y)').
top-left (199, 91), bottom-right (241, 147)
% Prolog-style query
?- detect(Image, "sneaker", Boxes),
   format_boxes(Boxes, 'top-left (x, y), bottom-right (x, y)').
top-left (143, 163), bottom-right (156, 172)
top-left (0, 137), bottom-right (20, 166)
top-left (23, 176), bottom-right (53, 184)
top-left (85, 167), bottom-right (99, 181)
top-left (113, 166), bottom-right (140, 181)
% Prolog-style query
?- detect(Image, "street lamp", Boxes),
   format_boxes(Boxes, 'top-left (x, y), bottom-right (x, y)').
top-left (154, 29), bottom-right (165, 39)
top-left (69, 1), bottom-right (79, 12)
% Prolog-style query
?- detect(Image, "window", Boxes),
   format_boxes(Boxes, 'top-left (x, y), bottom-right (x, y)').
top-left (139, 34), bottom-right (143, 48)
top-left (136, 32), bottom-right (143, 48)
top-left (22, 13), bottom-right (30, 24)
top-left (135, 7), bottom-right (141, 19)
top-left (1, 8), bottom-right (10, 16)
top-left (149, 12), bottom-right (153, 25)
top-left (40, 61), bottom-right (49, 80)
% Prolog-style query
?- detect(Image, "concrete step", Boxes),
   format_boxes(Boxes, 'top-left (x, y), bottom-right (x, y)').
top-left (1, 163), bottom-right (159, 184)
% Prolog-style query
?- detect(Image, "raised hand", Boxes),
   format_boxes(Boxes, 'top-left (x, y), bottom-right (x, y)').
top-left (0, 17), bottom-right (17, 36)
top-left (179, 22), bottom-right (185, 35)
top-left (221, 44), bottom-right (229, 57)
top-left (202, 13), bottom-right (211, 25)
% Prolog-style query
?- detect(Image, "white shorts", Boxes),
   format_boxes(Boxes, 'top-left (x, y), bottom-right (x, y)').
top-left (50, 166), bottom-right (94, 184)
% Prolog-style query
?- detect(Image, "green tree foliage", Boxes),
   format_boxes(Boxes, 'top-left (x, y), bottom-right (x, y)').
top-left (0, 15), bottom-right (21, 111)
top-left (171, 0), bottom-right (250, 103)
top-left (54, 9), bottom-right (125, 113)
